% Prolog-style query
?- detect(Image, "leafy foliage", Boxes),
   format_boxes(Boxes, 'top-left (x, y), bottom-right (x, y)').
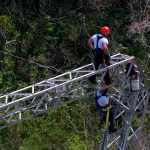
top-left (0, 0), bottom-right (149, 149)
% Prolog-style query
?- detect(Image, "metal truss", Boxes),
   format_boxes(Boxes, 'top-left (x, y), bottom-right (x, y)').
top-left (0, 53), bottom-right (149, 150)
top-left (99, 55), bottom-right (150, 150)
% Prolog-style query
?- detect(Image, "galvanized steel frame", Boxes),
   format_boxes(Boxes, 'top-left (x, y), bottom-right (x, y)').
top-left (0, 53), bottom-right (149, 150)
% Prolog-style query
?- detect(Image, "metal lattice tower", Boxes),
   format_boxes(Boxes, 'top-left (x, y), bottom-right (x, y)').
top-left (0, 53), bottom-right (149, 149)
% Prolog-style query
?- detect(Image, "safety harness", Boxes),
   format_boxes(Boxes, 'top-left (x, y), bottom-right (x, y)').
top-left (96, 34), bottom-right (104, 51)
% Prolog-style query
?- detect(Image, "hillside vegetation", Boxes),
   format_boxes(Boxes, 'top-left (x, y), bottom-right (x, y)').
top-left (0, 0), bottom-right (149, 149)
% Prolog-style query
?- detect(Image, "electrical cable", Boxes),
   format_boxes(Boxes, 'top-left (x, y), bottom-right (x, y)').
top-left (0, 50), bottom-right (62, 74)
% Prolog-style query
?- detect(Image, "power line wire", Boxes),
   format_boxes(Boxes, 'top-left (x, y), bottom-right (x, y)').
top-left (0, 50), bottom-right (62, 74)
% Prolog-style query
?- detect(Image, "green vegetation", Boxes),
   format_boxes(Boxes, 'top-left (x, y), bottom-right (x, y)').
top-left (0, 0), bottom-right (149, 149)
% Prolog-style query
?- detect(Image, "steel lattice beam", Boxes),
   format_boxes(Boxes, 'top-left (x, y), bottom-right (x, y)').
top-left (0, 53), bottom-right (149, 150)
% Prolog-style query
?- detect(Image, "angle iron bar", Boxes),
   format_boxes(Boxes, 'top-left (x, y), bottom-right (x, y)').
top-left (5, 95), bottom-right (8, 103)
top-left (44, 63), bottom-right (94, 81)
top-left (7, 103), bottom-right (20, 124)
top-left (105, 132), bottom-right (110, 150)
top-left (0, 65), bottom-right (94, 98)
top-left (1, 97), bottom-right (45, 118)
top-left (96, 67), bottom-right (108, 84)
top-left (135, 93), bottom-right (148, 111)
top-left (71, 63), bottom-right (93, 71)
top-left (19, 112), bottom-right (21, 120)
top-left (44, 81), bottom-right (56, 84)
top-left (115, 110), bottom-right (125, 119)
top-left (122, 91), bottom-right (139, 150)
top-left (107, 136), bottom-right (121, 148)
top-left (34, 93), bottom-right (48, 114)
top-left (32, 86), bottom-right (34, 93)
top-left (1, 100), bottom-right (42, 118)
top-left (71, 80), bottom-right (84, 98)
top-left (135, 91), bottom-right (150, 149)
top-left (5, 95), bottom-right (17, 114)
top-left (128, 126), bottom-right (142, 141)
top-left (111, 53), bottom-right (130, 59)
top-left (113, 98), bottom-right (130, 112)
top-left (0, 91), bottom-right (95, 130)
top-left (0, 55), bottom-right (132, 100)
top-left (118, 109), bottom-right (130, 124)
top-left (72, 70), bottom-right (95, 73)
top-left (0, 55), bottom-right (129, 99)
top-left (111, 53), bottom-right (121, 57)
top-left (68, 71), bottom-right (81, 89)
top-left (0, 86), bottom-right (34, 98)
top-left (34, 84), bottom-right (57, 87)
top-left (38, 91), bottom-right (94, 114)
top-left (0, 116), bottom-right (8, 124)
top-left (9, 93), bottom-right (33, 96)
top-left (0, 55), bottom-right (132, 109)
top-left (60, 83), bottom-right (92, 98)
top-left (0, 58), bottom-right (131, 109)
top-left (0, 103), bottom-right (5, 106)
top-left (136, 58), bottom-right (150, 89)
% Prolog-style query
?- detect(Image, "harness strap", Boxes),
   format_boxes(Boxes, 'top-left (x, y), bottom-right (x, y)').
top-left (106, 107), bottom-right (110, 128)
top-left (96, 34), bottom-right (103, 51)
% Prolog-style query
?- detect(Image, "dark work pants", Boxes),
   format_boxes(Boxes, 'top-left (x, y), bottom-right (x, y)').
top-left (89, 50), bottom-right (111, 85)
top-left (102, 108), bottom-right (115, 132)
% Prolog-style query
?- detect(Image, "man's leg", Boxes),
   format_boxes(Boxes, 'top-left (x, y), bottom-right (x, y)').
top-left (104, 53), bottom-right (111, 66)
top-left (108, 108), bottom-right (117, 133)
top-left (94, 51), bottom-right (104, 70)
top-left (104, 70), bottom-right (112, 85)
top-left (89, 51), bottom-right (103, 84)
top-left (103, 53), bottom-right (112, 85)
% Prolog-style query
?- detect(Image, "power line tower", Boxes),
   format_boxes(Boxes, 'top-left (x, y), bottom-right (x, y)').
top-left (99, 57), bottom-right (149, 150)
top-left (0, 53), bottom-right (149, 149)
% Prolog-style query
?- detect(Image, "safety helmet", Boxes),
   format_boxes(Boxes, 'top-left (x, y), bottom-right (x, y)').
top-left (100, 26), bottom-right (110, 35)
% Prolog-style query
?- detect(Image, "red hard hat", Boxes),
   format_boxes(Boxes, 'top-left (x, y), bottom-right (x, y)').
top-left (100, 26), bottom-right (110, 35)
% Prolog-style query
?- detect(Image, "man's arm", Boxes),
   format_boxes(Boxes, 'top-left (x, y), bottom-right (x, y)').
top-left (88, 38), bottom-right (94, 49)
top-left (102, 43), bottom-right (109, 55)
